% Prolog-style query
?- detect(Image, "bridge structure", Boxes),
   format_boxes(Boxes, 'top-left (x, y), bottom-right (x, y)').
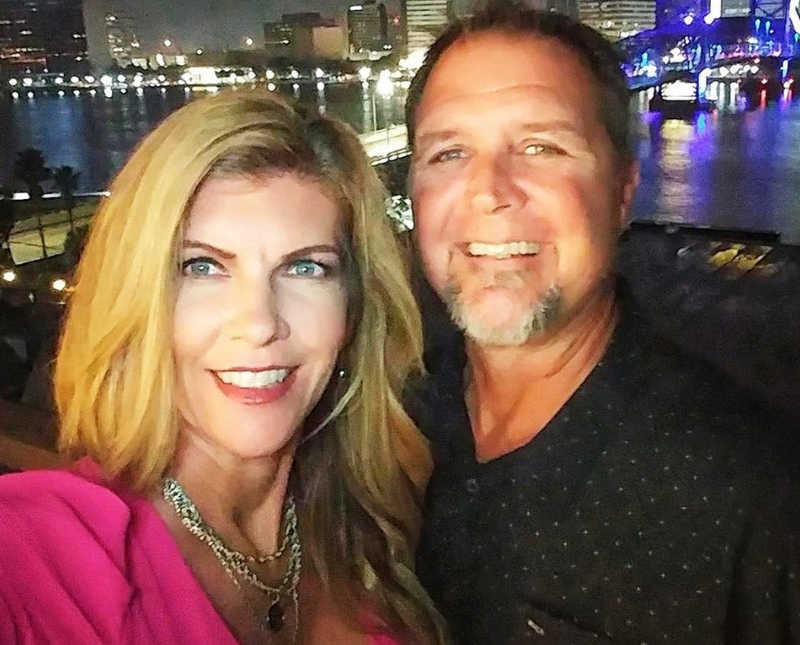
top-left (619, 0), bottom-right (800, 105)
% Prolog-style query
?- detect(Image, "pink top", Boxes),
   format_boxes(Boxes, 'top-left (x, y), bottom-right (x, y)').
top-left (0, 459), bottom-right (401, 644)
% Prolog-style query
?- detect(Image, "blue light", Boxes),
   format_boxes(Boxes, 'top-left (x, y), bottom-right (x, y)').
top-left (765, 20), bottom-right (771, 31)
top-left (755, 18), bottom-right (761, 31)
top-left (782, 60), bottom-right (790, 79)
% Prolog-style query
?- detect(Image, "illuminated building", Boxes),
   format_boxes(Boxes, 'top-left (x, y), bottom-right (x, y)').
top-left (348, 1), bottom-right (389, 55)
top-left (0, 0), bottom-right (87, 73)
top-left (105, 10), bottom-right (139, 66)
top-left (406, 0), bottom-right (448, 51)
top-left (579, 0), bottom-right (656, 39)
top-left (263, 13), bottom-right (346, 60)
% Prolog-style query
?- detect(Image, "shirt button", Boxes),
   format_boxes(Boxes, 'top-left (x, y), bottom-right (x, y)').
top-left (465, 477), bottom-right (479, 494)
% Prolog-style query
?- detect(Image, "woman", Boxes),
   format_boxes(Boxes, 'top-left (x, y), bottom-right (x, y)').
top-left (0, 91), bottom-right (446, 644)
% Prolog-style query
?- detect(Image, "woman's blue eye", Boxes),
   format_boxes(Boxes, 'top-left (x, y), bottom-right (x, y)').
top-left (182, 257), bottom-right (223, 277)
top-left (287, 260), bottom-right (326, 278)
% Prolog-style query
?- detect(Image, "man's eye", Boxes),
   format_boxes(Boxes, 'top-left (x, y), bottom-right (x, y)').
top-left (430, 148), bottom-right (466, 163)
top-left (286, 260), bottom-right (327, 278)
top-left (522, 143), bottom-right (564, 156)
top-left (181, 257), bottom-right (224, 277)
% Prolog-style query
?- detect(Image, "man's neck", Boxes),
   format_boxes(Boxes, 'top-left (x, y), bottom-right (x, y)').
top-left (465, 291), bottom-right (618, 462)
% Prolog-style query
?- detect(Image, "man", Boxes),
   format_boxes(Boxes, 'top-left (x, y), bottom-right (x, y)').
top-left (406, 5), bottom-right (799, 644)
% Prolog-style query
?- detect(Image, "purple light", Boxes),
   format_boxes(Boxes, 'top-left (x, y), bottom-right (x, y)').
top-left (683, 14), bottom-right (694, 25)
top-left (704, 13), bottom-right (716, 24)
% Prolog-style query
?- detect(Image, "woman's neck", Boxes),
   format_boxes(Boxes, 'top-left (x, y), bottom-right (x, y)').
top-left (162, 432), bottom-right (297, 556)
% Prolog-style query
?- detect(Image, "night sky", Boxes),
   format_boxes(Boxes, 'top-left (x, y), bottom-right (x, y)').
top-left (113, 0), bottom-right (400, 52)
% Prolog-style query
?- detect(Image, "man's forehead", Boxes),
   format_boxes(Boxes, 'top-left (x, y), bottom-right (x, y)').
top-left (415, 33), bottom-right (597, 128)
top-left (415, 83), bottom-right (586, 131)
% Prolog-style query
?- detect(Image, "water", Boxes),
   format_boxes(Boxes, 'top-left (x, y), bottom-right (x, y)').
top-left (2, 83), bottom-right (800, 242)
top-left (0, 82), bottom-right (406, 192)
top-left (632, 90), bottom-right (800, 243)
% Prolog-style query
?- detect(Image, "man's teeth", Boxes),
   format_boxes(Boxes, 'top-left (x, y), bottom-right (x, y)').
top-left (215, 369), bottom-right (291, 388)
top-left (467, 241), bottom-right (541, 259)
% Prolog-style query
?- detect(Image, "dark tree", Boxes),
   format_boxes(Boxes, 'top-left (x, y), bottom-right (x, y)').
top-left (0, 185), bottom-right (15, 263)
top-left (52, 166), bottom-right (81, 231)
top-left (13, 148), bottom-right (51, 200)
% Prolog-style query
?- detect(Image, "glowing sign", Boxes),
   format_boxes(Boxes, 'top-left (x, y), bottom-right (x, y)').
top-left (790, 0), bottom-right (800, 34)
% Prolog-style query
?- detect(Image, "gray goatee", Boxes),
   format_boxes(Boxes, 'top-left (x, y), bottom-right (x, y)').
top-left (444, 282), bottom-right (562, 347)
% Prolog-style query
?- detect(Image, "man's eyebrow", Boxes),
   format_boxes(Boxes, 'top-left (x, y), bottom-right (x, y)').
top-left (182, 241), bottom-right (235, 259)
top-left (415, 121), bottom-right (584, 151)
top-left (517, 120), bottom-right (583, 135)
top-left (414, 130), bottom-right (461, 152)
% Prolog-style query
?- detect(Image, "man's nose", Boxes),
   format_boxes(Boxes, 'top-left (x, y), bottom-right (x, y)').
top-left (467, 152), bottom-right (526, 216)
top-left (227, 280), bottom-right (289, 347)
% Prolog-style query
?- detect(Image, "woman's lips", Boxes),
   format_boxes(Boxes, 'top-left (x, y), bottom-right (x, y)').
top-left (211, 368), bottom-right (297, 405)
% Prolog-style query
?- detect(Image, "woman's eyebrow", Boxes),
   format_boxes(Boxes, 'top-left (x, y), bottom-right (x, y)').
top-left (282, 245), bottom-right (341, 263)
top-left (182, 240), bottom-right (235, 259)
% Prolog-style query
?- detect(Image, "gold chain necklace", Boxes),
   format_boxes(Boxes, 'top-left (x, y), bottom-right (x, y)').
top-left (162, 478), bottom-right (302, 640)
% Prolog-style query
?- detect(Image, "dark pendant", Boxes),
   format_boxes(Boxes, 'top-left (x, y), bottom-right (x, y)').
top-left (266, 601), bottom-right (284, 632)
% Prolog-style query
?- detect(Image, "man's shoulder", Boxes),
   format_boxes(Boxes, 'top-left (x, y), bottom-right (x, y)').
top-left (607, 305), bottom-right (797, 474)
top-left (610, 304), bottom-right (766, 416)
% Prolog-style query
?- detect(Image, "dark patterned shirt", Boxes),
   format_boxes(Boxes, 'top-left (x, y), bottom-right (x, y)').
top-left (414, 300), bottom-right (799, 644)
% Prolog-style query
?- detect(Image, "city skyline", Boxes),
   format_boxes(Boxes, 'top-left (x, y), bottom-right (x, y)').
top-left (108, 0), bottom-right (401, 52)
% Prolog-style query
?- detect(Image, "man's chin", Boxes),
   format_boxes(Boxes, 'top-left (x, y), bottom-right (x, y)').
top-left (444, 285), bottom-right (562, 347)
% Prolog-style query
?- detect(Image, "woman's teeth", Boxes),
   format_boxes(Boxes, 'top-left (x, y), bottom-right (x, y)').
top-left (467, 241), bottom-right (541, 259)
top-left (215, 369), bottom-right (291, 388)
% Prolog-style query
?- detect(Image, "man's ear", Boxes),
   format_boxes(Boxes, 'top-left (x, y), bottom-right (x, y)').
top-left (618, 159), bottom-right (640, 231)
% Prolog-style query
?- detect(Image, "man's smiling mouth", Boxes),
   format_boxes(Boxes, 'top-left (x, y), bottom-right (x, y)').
top-left (466, 241), bottom-right (541, 259)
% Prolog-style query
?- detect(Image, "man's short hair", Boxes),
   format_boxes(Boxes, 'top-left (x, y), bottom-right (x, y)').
top-left (405, 3), bottom-right (633, 161)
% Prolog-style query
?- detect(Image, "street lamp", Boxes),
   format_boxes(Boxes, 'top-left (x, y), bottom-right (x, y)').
top-left (163, 39), bottom-right (172, 48)
top-left (376, 70), bottom-right (394, 98)
top-left (244, 36), bottom-right (254, 47)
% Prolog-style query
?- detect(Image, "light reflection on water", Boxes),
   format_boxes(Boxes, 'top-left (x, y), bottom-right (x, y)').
top-left (1, 84), bottom-right (799, 242)
top-left (631, 90), bottom-right (800, 243)
top-left (0, 82), bottom-right (406, 193)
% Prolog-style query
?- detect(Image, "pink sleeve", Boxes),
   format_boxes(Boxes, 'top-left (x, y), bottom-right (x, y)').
top-left (0, 466), bottom-right (238, 644)
top-left (0, 586), bottom-right (19, 644)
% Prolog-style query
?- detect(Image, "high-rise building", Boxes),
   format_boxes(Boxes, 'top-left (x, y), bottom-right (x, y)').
top-left (263, 21), bottom-right (293, 55)
top-left (82, 0), bottom-right (110, 69)
top-left (579, 0), bottom-right (655, 40)
top-left (655, 0), bottom-right (706, 26)
top-left (406, 0), bottom-right (448, 51)
top-left (720, 0), bottom-right (750, 16)
top-left (449, 0), bottom-right (476, 18)
top-left (105, 10), bottom-right (139, 66)
top-left (264, 13), bottom-right (346, 60)
top-left (348, 0), bottom-right (388, 54)
top-left (0, 0), bottom-right (87, 73)
top-left (450, 0), bottom-right (579, 19)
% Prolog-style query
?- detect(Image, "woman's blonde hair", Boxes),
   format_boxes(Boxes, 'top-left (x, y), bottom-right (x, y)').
top-left (54, 90), bottom-right (446, 643)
